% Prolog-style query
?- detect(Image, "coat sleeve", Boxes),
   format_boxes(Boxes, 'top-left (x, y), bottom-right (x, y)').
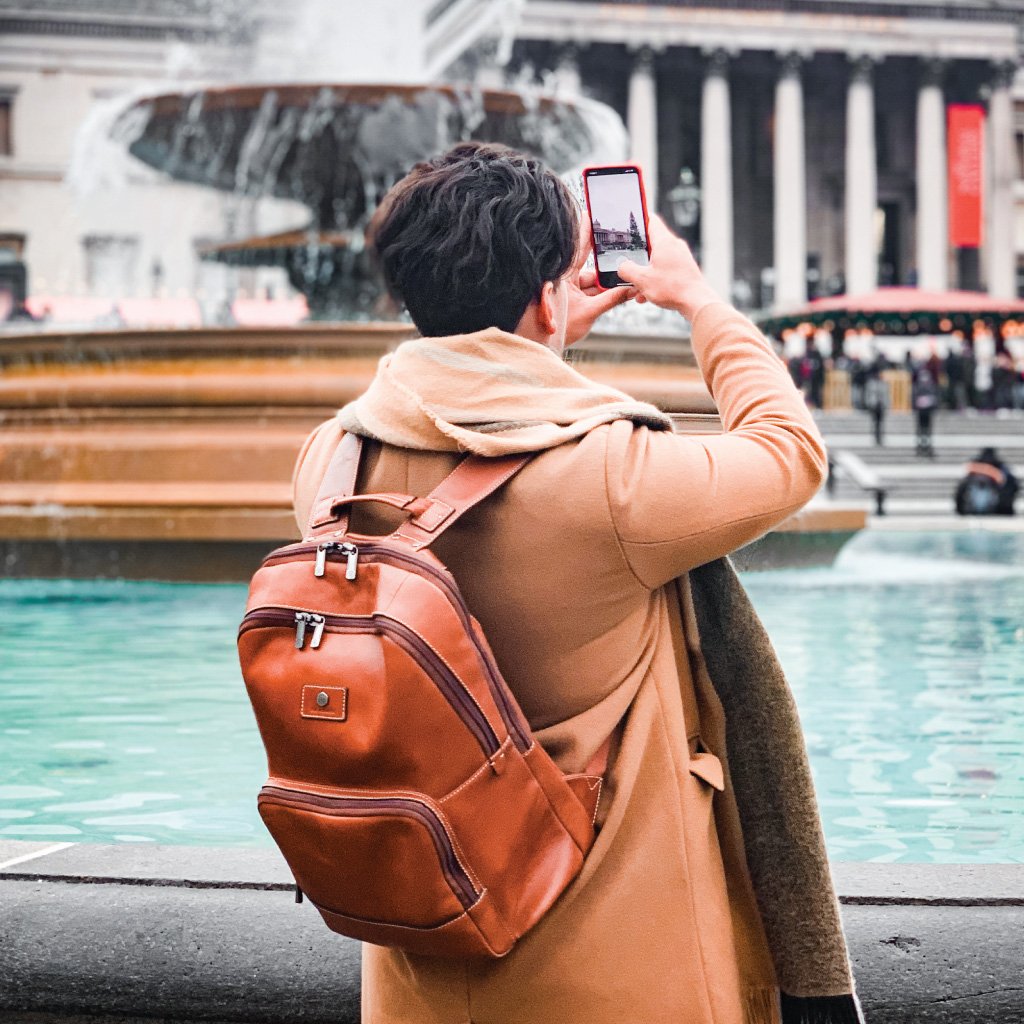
top-left (291, 417), bottom-right (345, 535)
top-left (604, 301), bottom-right (829, 590)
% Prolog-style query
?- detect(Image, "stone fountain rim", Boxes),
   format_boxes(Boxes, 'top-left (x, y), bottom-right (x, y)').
top-left (0, 322), bottom-right (694, 365)
top-left (0, 322), bottom-right (416, 363)
top-left (130, 81), bottom-right (585, 118)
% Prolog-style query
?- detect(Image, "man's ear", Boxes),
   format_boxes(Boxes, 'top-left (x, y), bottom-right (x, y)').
top-left (537, 280), bottom-right (558, 336)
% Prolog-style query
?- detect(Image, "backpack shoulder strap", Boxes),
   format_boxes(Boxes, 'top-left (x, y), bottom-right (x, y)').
top-left (391, 451), bottom-right (532, 550)
top-left (307, 430), bottom-right (364, 535)
top-left (308, 431), bottom-right (532, 548)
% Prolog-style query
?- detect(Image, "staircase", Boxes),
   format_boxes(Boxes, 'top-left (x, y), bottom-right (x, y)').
top-left (816, 409), bottom-right (1024, 516)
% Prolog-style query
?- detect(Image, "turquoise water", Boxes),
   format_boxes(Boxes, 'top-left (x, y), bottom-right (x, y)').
top-left (1, 530), bottom-right (1022, 861)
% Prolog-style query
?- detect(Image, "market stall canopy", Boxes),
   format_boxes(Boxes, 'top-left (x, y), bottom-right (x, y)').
top-left (758, 288), bottom-right (1024, 337)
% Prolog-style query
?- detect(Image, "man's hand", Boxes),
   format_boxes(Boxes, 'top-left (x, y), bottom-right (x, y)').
top-left (617, 214), bottom-right (723, 321)
top-left (563, 240), bottom-right (635, 348)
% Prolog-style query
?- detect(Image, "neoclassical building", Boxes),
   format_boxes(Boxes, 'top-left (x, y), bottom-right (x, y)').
top-left (510, 0), bottom-right (1023, 308)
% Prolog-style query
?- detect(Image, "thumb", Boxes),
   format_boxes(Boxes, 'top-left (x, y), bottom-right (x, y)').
top-left (616, 259), bottom-right (649, 287)
top-left (589, 284), bottom-right (634, 315)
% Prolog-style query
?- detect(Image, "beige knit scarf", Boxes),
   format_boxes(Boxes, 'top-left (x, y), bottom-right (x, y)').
top-left (337, 327), bottom-right (866, 1024)
top-left (336, 326), bottom-right (673, 453)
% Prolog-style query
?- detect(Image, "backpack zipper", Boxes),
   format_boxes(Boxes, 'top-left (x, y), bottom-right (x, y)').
top-left (259, 542), bottom-right (531, 753)
top-left (314, 542), bottom-right (358, 579)
top-left (239, 607), bottom-right (501, 760)
top-left (293, 611), bottom-right (326, 649)
top-left (259, 783), bottom-right (479, 910)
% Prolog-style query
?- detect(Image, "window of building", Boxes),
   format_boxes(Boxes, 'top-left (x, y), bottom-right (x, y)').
top-left (0, 233), bottom-right (25, 259)
top-left (0, 89), bottom-right (16, 156)
top-left (1015, 131), bottom-right (1024, 182)
top-left (82, 235), bottom-right (140, 297)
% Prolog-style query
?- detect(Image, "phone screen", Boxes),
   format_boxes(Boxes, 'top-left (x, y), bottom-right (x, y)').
top-left (583, 165), bottom-right (651, 289)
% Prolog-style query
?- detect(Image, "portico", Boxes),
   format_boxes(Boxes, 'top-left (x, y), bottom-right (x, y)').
top-left (514, 0), bottom-right (1021, 309)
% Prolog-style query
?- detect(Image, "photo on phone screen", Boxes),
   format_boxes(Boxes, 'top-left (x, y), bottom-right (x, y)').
top-left (584, 166), bottom-right (650, 288)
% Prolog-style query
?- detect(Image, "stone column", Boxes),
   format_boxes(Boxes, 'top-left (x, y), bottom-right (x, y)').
top-left (845, 55), bottom-right (878, 296)
top-left (915, 58), bottom-right (948, 292)
top-left (627, 47), bottom-right (658, 207)
top-left (773, 51), bottom-right (808, 308)
top-left (986, 62), bottom-right (1017, 299)
top-left (701, 48), bottom-right (733, 301)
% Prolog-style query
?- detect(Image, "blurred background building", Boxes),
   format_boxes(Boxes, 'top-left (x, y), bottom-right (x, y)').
top-left (0, 0), bottom-right (1022, 319)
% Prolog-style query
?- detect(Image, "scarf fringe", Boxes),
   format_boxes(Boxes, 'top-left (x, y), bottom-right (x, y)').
top-left (779, 989), bottom-right (867, 1024)
top-left (745, 986), bottom-right (783, 1024)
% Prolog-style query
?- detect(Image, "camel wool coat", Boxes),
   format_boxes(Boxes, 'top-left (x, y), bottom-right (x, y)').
top-left (291, 301), bottom-right (831, 1024)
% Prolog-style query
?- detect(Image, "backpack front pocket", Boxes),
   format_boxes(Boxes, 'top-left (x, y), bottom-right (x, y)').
top-left (258, 782), bottom-right (480, 929)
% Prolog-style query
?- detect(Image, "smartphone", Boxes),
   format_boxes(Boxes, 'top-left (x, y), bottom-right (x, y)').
top-left (582, 164), bottom-right (652, 289)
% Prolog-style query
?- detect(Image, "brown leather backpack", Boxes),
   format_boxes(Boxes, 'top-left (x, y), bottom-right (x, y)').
top-left (238, 432), bottom-right (610, 958)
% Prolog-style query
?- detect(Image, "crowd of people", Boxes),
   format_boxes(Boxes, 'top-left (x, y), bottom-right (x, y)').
top-left (781, 323), bottom-right (1024, 416)
top-left (778, 325), bottom-right (1021, 514)
top-left (849, 341), bottom-right (1024, 414)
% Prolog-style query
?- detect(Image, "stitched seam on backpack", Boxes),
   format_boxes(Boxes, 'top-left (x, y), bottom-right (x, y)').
top-left (319, 904), bottom-right (472, 933)
top-left (445, 829), bottom-right (482, 895)
top-left (563, 773), bottom-right (603, 792)
top-left (300, 685), bottom-right (347, 720)
top-left (263, 778), bottom-right (481, 895)
top-left (427, 800), bottom-right (482, 894)
top-left (563, 774), bottom-right (604, 824)
top-left (438, 736), bottom-right (514, 805)
top-left (519, 745), bottom-right (588, 857)
top-left (268, 779), bottom-right (440, 801)
top-left (412, 499), bottom-right (455, 531)
top-left (378, 618), bottom-right (497, 739)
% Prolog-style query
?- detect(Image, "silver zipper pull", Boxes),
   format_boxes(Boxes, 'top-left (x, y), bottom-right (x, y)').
top-left (309, 614), bottom-right (326, 649)
top-left (341, 543), bottom-right (359, 580)
top-left (294, 612), bottom-right (308, 649)
top-left (314, 543), bottom-right (330, 577)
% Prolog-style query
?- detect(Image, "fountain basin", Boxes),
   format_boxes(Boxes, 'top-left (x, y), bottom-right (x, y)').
top-left (0, 323), bottom-right (862, 579)
top-left (123, 83), bottom-right (606, 200)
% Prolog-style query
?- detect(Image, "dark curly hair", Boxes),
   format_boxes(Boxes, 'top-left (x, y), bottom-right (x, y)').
top-left (369, 142), bottom-right (580, 337)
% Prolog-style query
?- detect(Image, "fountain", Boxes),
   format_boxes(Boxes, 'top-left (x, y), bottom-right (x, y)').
top-left (118, 81), bottom-right (619, 319)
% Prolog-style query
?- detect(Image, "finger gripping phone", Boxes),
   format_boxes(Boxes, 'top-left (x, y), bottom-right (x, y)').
top-left (582, 164), bottom-right (652, 289)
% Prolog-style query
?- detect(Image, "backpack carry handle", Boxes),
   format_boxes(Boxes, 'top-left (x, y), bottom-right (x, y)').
top-left (328, 492), bottom-right (432, 515)
top-left (311, 491), bottom-right (446, 531)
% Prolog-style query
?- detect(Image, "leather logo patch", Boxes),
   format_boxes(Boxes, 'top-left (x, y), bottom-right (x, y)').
top-left (300, 685), bottom-right (348, 722)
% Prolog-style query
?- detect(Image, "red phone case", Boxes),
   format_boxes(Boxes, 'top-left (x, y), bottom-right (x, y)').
top-left (581, 164), bottom-right (652, 291)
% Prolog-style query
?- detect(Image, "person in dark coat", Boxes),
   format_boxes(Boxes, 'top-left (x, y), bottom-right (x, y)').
top-left (926, 347), bottom-right (944, 392)
top-left (912, 367), bottom-right (939, 458)
top-left (961, 338), bottom-right (977, 409)
top-left (850, 356), bottom-right (867, 410)
top-left (955, 447), bottom-right (1019, 516)
top-left (944, 341), bottom-right (966, 411)
top-left (863, 363), bottom-right (889, 446)
top-left (805, 339), bottom-right (825, 409)
top-left (993, 353), bottom-right (1016, 411)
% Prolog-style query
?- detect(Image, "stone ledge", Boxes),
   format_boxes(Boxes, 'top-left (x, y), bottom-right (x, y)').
top-left (2, 840), bottom-right (1021, 904)
top-left (2, 841), bottom-right (1022, 1024)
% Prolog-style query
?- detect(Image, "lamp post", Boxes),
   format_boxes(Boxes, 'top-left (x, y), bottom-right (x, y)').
top-left (667, 167), bottom-right (702, 241)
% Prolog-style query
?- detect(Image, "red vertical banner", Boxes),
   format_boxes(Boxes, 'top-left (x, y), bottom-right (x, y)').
top-left (947, 103), bottom-right (985, 248)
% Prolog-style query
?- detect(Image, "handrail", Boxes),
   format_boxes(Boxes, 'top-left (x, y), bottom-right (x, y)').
top-left (827, 449), bottom-right (888, 515)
